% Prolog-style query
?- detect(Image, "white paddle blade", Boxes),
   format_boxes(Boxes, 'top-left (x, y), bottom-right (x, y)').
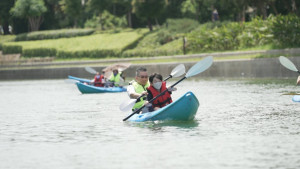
top-left (186, 56), bottom-right (213, 78)
top-left (119, 99), bottom-right (136, 112)
top-left (279, 56), bottom-right (298, 72)
top-left (85, 67), bottom-right (97, 74)
top-left (64, 79), bottom-right (79, 84)
top-left (171, 64), bottom-right (186, 77)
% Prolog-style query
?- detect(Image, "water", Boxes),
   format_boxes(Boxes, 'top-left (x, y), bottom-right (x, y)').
top-left (0, 79), bottom-right (299, 169)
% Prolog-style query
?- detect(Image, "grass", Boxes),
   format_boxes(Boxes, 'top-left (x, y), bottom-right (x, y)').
top-left (4, 29), bottom-right (148, 53)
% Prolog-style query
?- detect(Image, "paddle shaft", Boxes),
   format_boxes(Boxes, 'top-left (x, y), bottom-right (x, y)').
top-left (123, 76), bottom-right (187, 121)
top-left (163, 75), bottom-right (172, 81)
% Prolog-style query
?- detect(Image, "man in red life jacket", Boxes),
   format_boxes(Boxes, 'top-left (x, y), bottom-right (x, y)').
top-left (146, 73), bottom-right (176, 112)
top-left (93, 72), bottom-right (105, 87)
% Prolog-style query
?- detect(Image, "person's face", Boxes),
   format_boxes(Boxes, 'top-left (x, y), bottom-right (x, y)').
top-left (113, 70), bottom-right (118, 75)
top-left (152, 77), bottom-right (162, 84)
top-left (136, 71), bottom-right (148, 86)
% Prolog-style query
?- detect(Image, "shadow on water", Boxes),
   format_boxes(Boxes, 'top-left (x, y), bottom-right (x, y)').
top-left (124, 120), bottom-right (199, 130)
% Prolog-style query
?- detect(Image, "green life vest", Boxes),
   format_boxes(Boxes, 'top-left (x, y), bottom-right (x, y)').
top-left (132, 81), bottom-right (150, 110)
top-left (109, 72), bottom-right (121, 86)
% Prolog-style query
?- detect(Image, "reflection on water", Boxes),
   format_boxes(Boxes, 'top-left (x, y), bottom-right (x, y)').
top-left (0, 79), bottom-right (300, 169)
top-left (125, 120), bottom-right (199, 130)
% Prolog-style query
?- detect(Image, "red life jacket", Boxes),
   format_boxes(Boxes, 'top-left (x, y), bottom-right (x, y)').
top-left (94, 75), bottom-right (104, 87)
top-left (147, 82), bottom-right (172, 108)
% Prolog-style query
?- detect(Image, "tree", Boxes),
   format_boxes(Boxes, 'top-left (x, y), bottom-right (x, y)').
top-left (0, 0), bottom-right (15, 34)
top-left (10, 0), bottom-right (47, 32)
top-left (132, 0), bottom-right (167, 31)
top-left (59, 0), bottom-right (83, 27)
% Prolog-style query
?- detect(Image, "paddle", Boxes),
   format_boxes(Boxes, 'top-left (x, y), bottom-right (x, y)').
top-left (279, 56), bottom-right (300, 74)
top-left (85, 67), bottom-right (98, 74)
top-left (119, 64), bottom-right (186, 112)
top-left (122, 56), bottom-right (213, 121)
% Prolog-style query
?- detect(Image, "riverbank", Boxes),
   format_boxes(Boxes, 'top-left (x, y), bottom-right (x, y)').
top-left (1, 48), bottom-right (300, 80)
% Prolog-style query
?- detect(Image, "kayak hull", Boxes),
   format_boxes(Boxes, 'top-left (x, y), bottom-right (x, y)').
top-left (292, 95), bottom-right (300, 102)
top-left (68, 75), bottom-right (92, 84)
top-left (76, 82), bottom-right (126, 94)
top-left (127, 91), bottom-right (199, 122)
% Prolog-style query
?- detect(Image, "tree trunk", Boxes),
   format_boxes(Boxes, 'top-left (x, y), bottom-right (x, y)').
top-left (3, 21), bottom-right (10, 35)
top-left (113, 4), bottom-right (116, 15)
top-left (270, 1), bottom-right (278, 15)
top-left (28, 16), bottom-right (43, 32)
top-left (257, 1), bottom-right (267, 19)
top-left (191, 0), bottom-right (199, 21)
top-left (147, 18), bottom-right (153, 31)
top-left (127, 11), bottom-right (132, 28)
top-left (291, 0), bottom-right (297, 13)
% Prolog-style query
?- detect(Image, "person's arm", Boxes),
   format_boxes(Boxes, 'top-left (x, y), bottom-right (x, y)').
top-left (127, 85), bottom-right (147, 99)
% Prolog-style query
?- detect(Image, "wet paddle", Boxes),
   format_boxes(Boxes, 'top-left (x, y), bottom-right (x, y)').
top-left (119, 64), bottom-right (186, 112)
top-left (122, 56), bottom-right (213, 121)
top-left (279, 56), bottom-right (300, 74)
top-left (85, 67), bottom-right (98, 74)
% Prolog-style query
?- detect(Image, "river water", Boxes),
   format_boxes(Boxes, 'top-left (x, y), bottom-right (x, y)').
top-left (0, 78), bottom-right (299, 169)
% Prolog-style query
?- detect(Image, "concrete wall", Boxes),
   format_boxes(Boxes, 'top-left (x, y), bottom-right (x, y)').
top-left (1, 57), bottom-right (300, 80)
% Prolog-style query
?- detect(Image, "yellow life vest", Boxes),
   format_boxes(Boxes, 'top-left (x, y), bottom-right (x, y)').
top-left (132, 81), bottom-right (150, 110)
top-left (109, 72), bottom-right (121, 86)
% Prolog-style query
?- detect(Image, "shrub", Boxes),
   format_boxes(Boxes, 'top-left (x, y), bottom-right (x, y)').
top-left (23, 48), bottom-right (57, 57)
top-left (271, 14), bottom-right (300, 47)
top-left (84, 10), bottom-right (127, 30)
top-left (0, 35), bottom-right (15, 50)
top-left (2, 44), bottom-right (22, 54)
top-left (14, 29), bottom-right (95, 41)
top-left (57, 49), bottom-right (122, 58)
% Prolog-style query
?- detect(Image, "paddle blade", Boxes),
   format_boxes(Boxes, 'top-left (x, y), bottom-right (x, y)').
top-left (64, 79), bottom-right (79, 84)
top-left (279, 56), bottom-right (298, 72)
top-left (85, 67), bottom-right (97, 74)
top-left (170, 64), bottom-right (186, 78)
top-left (186, 56), bottom-right (213, 78)
top-left (119, 99), bottom-right (136, 112)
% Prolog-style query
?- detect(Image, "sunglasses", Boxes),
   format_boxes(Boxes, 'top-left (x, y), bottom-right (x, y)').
top-left (138, 75), bottom-right (148, 79)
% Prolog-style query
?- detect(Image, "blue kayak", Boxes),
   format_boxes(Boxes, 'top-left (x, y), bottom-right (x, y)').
top-left (292, 95), bottom-right (300, 102)
top-left (127, 91), bottom-right (199, 122)
top-left (68, 75), bottom-right (92, 84)
top-left (76, 82), bottom-right (126, 94)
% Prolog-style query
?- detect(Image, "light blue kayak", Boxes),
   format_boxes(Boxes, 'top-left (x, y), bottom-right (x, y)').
top-left (68, 75), bottom-right (92, 84)
top-left (292, 95), bottom-right (300, 102)
top-left (76, 82), bottom-right (126, 94)
top-left (127, 91), bottom-right (199, 122)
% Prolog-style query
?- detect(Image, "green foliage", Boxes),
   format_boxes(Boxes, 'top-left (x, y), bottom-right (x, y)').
top-left (2, 44), bottom-right (22, 54)
top-left (156, 18), bottom-right (199, 44)
top-left (122, 38), bottom-right (183, 57)
top-left (187, 22), bottom-right (243, 52)
top-left (0, 35), bottom-right (15, 50)
top-left (10, 0), bottom-right (47, 18)
top-left (237, 17), bottom-right (273, 48)
top-left (2, 29), bottom-right (147, 58)
top-left (23, 48), bottom-right (57, 57)
top-left (15, 29), bottom-right (95, 41)
top-left (59, 0), bottom-right (82, 27)
top-left (271, 14), bottom-right (300, 47)
top-left (84, 10), bottom-right (127, 30)
top-left (57, 49), bottom-right (122, 58)
top-left (186, 15), bottom-right (295, 53)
